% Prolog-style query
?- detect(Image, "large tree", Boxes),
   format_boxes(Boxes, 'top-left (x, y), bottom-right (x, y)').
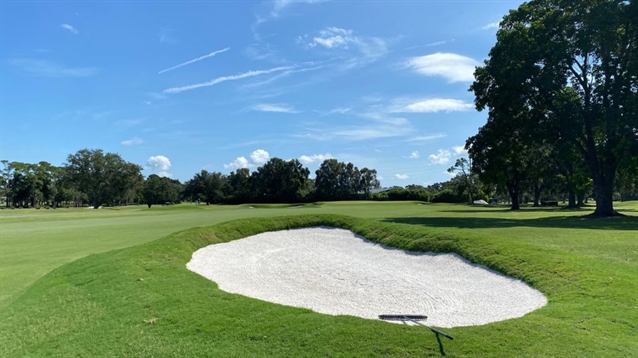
top-left (471, 0), bottom-right (637, 216)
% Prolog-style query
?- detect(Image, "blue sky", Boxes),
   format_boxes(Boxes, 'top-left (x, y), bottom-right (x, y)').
top-left (1, 0), bottom-right (523, 186)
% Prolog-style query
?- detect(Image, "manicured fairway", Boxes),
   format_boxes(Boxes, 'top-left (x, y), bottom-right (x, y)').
top-left (1, 202), bottom-right (636, 356)
top-left (0, 202), bottom-right (434, 307)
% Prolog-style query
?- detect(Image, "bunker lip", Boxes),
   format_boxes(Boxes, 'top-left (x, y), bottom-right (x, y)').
top-left (187, 227), bottom-right (547, 328)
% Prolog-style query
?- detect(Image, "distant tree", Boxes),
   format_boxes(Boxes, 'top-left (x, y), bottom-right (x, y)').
top-left (142, 174), bottom-right (182, 208)
top-left (315, 159), bottom-right (364, 200)
top-left (228, 168), bottom-right (252, 203)
top-left (447, 158), bottom-right (477, 204)
top-left (359, 167), bottom-right (380, 199)
top-left (65, 149), bottom-right (142, 208)
top-left (184, 170), bottom-right (228, 204)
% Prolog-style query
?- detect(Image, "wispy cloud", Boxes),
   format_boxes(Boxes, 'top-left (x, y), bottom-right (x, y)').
top-left (406, 133), bottom-right (448, 143)
top-left (121, 137), bottom-right (144, 146)
top-left (406, 53), bottom-right (478, 82)
top-left (395, 173), bottom-right (409, 180)
top-left (482, 22), bottom-right (500, 30)
top-left (328, 107), bottom-right (351, 114)
top-left (303, 124), bottom-right (413, 141)
top-left (299, 153), bottom-right (333, 165)
top-left (271, 0), bottom-right (326, 17)
top-left (163, 66), bottom-right (294, 94)
top-left (148, 92), bottom-right (168, 100)
top-left (158, 47), bottom-right (230, 74)
top-left (241, 65), bottom-right (323, 89)
top-left (408, 151), bottom-right (420, 159)
top-left (158, 28), bottom-right (177, 44)
top-left (60, 23), bottom-right (78, 34)
top-left (429, 149), bottom-right (451, 165)
top-left (390, 98), bottom-right (473, 113)
top-left (299, 27), bottom-right (388, 69)
top-left (252, 103), bottom-right (299, 113)
top-left (8, 58), bottom-right (98, 77)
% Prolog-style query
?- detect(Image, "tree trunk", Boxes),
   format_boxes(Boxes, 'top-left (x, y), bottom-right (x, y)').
top-left (592, 179), bottom-right (616, 216)
top-left (567, 188), bottom-right (576, 208)
top-left (577, 193), bottom-right (585, 206)
top-left (507, 184), bottom-right (520, 210)
top-left (533, 185), bottom-right (541, 207)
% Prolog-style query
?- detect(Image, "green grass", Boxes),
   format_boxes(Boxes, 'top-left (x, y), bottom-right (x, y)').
top-left (1, 202), bottom-right (637, 357)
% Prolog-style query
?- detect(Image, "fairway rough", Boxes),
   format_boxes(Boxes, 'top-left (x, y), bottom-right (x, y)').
top-left (187, 227), bottom-right (547, 328)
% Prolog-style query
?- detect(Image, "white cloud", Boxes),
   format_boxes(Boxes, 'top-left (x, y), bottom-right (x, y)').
top-left (147, 155), bottom-right (171, 177)
top-left (9, 59), bottom-right (98, 77)
top-left (391, 98), bottom-right (473, 113)
top-left (299, 153), bottom-right (333, 164)
top-left (158, 47), bottom-right (230, 74)
top-left (453, 145), bottom-right (468, 156)
top-left (408, 151), bottom-right (420, 159)
top-left (60, 24), bottom-right (78, 34)
top-left (121, 137), bottom-right (144, 146)
top-left (310, 27), bottom-right (354, 49)
top-left (224, 156), bottom-right (249, 169)
top-left (252, 103), bottom-right (298, 113)
top-left (482, 22), bottom-right (500, 30)
top-left (406, 53), bottom-right (478, 82)
top-left (429, 150), bottom-right (451, 165)
top-left (163, 66), bottom-right (294, 94)
top-left (406, 133), bottom-right (448, 142)
top-left (395, 174), bottom-right (409, 180)
top-left (224, 149), bottom-right (270, 169)
top-left (301, 27), bottom-right (388, 68)
top-left (250, 149), bottom-right (270, 164)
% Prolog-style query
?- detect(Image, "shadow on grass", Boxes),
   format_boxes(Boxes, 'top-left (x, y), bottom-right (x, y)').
top-left (382, 215), bottom-right (638, 231)
top-left (439, 205), bottom-right (636, 214)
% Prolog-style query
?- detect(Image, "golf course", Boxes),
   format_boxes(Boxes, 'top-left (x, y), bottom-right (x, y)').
top-left (1, 201), bottom-right (636, 357)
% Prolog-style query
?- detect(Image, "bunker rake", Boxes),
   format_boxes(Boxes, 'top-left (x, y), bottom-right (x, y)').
top-left (378, 314), bottom-right (454, 340)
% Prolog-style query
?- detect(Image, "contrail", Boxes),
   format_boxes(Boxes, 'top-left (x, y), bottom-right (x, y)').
top-left (163, 66), bottom-right (294, 94)
top-left (158, 47), bottom-right (230, 74)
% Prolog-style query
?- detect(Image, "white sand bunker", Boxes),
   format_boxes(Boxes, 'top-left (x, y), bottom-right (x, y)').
top-left (187, 227), bottom-right (547, 328)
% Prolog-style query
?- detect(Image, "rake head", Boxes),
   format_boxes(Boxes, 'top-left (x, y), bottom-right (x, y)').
top-left (378, 314), bottom-right (427, 321)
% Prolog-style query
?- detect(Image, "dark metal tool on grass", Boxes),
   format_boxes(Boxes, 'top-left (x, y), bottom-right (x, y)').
top-left (378, 315), bottom-right (454, 340)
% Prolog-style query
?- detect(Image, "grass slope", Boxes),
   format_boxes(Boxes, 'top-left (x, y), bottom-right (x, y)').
top-left (1, 206), bottom-right (637, 357)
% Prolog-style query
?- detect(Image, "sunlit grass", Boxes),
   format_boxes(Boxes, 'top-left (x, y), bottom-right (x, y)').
top-left (0, 201), bottom-right (636, 356)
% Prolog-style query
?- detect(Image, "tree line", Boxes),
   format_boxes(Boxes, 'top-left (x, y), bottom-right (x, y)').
top-left (1, 146), bottom-right (635, 210)
top-left (0, 150), bottom-right (382, 208)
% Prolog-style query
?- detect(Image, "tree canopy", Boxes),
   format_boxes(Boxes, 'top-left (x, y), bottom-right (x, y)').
top-left (470, 0), bottom-right (637, 216)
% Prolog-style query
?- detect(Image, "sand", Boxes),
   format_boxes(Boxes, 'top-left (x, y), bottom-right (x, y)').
top-left (186, 227), bottom-right (547, 328)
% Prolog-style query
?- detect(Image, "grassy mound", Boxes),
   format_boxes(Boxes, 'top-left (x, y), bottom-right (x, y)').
top-left (1, 214), bottom-right (636, 357)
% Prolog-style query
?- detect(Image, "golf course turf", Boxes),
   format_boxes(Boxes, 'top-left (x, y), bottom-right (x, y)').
top-left (0, 202), bottom-right (636, 357)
